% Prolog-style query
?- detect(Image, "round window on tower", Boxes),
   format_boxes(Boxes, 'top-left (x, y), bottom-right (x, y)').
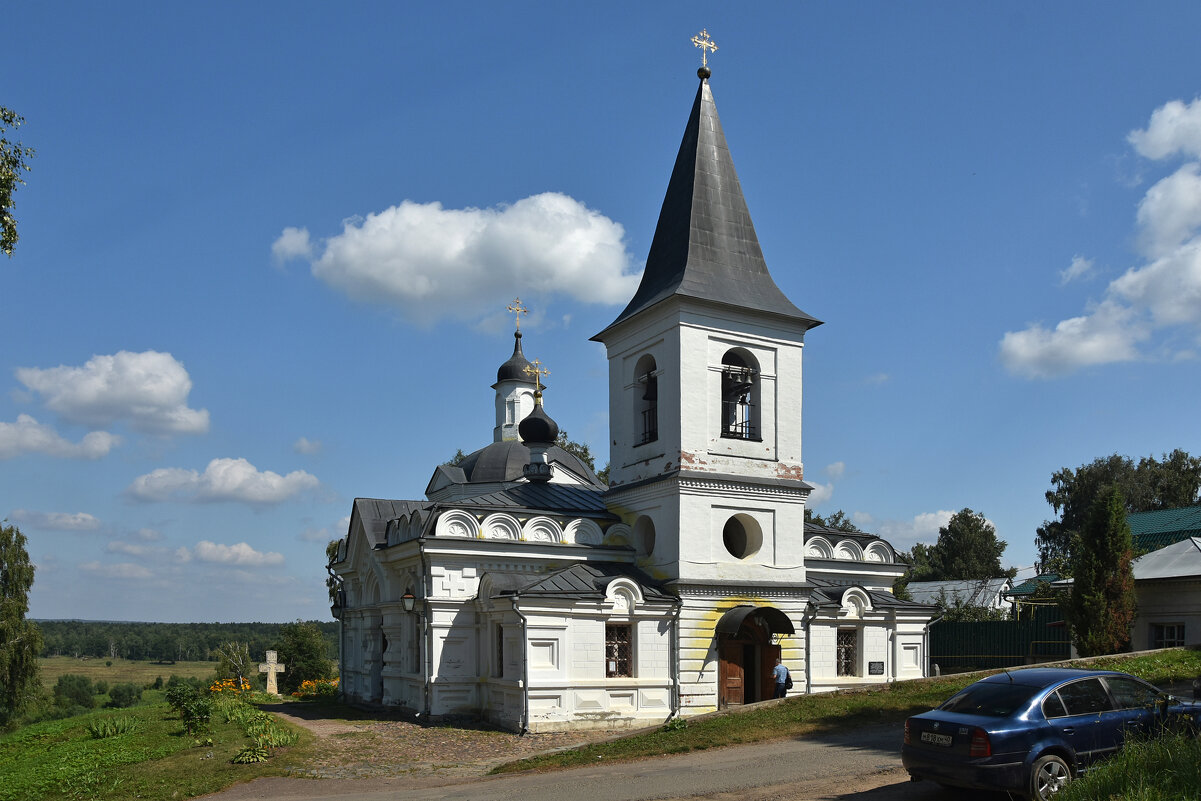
top-left (722, 514), bottom-right (762, 560)
top-left (633, 515), bottom-right (656, 557)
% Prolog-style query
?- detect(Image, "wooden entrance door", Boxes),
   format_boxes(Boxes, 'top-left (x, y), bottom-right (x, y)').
top-left (719, 643), bottom-right (745, 706)
top-left (759, 642), bottom-right (781, 700)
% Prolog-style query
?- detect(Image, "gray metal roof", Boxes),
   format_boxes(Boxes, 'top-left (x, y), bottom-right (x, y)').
top-left (594, 77), bottom-right (821, 340)
top-left (1132, 536), bottom-right (1201, 581)
top-left (352, 498), bottom-right (432, 548)
top-left (454, 482), bottom-right (616, 518)
top-left (905, 578), bottom-right (1012, 608)
top-left (808, 576), bottom-right (937, 611)
top-left (502, 562), bottom-right (674, 602)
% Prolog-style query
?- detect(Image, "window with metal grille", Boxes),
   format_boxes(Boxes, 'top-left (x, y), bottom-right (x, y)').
top-left (836, 629), bottom-right (858, 677)
top-left (1152, 622), bottom-right (1185, 649)
top-left (606, 624), bottom-right (632, 677)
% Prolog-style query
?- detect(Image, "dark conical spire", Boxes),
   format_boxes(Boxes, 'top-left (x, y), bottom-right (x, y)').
top-left (594, 75), bottom-right (821, 338)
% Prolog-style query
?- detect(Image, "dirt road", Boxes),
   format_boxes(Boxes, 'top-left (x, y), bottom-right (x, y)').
top-left (200, 712), bottom-right (1014, 801)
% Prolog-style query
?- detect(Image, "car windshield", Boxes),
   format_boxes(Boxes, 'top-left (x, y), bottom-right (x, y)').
top-left (939, 682), bottom-right (1041, 717)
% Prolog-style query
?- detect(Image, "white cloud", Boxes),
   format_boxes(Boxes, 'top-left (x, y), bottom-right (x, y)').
top-left (1135, 164), bottom-right (1201, 258)
top-left (191, 540), bottom-right (285, 567)
top-left (107, 541), bottom-right (152, 556)
top-left (806, 482), bottom-right (834, 507)
top-left (1059, 255), bottom-right (1094, 285)
top-left (126, 457), bottom-right (320, 505)
top-left (0, 414), bottom-right (120, 459)
top-left (292, 193), bottom-right (640, 326)
top-left (293, 436), bottom-right (322, 455)
top-left (864, 373), bottom-right (890, 385)
top-left (80, 561), bottom-right (153, 580)
top-left (825, 461), bottom-right (846, 479)
top-left (299, 515), bottom-right (350, 543)
top-left (16, 350), bottom-right (209, 435)
top-left (1111, 239), bottom-right (1201, 327)
top-left (9, 509), bottom-right (101, 531)
top-left (872, 510), bottom-right (956, 549)
top-left (1128, 97), bottom-right (1201, 160)
top-left (999, 300), bottom-right (1148, 378)
top-left (271, 226), bottom-right (313, 263)
top-left (132, 527), bottom-right (163, 542)
top-left (1002, 98), bottom-right (1201, 378)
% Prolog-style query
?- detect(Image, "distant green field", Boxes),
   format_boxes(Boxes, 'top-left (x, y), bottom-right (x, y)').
top-left (39, 657), bottom-right (216, 691)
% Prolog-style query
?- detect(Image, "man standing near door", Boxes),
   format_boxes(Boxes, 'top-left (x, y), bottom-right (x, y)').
top-left (773, 658), bottom-right (790, 699)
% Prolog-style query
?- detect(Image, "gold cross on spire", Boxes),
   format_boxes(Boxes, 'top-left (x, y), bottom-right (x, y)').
top-left (507, 298), bottom-right (529, 331)
top-left (691, 28), bottom-right (718, 69)
top-left (523, 359), bottom-right (549, 392)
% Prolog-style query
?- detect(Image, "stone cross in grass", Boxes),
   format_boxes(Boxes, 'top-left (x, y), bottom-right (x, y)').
top-left (259, 650), bottom-right (285, 695)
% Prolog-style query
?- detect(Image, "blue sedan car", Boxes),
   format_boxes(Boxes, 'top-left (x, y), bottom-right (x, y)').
top-left (902, 668), bottom-right (1200, 800)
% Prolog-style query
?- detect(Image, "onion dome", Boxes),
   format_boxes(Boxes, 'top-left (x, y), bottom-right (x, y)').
top-left (496, 331), bottom-right (541, 386)
top-left (518, 391), bottom-right (559, 445)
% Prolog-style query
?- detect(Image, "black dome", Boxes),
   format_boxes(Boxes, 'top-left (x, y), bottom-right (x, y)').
top-left (518, 399), bottom-right (559, 445)
top-left (496, 331), bottom-right (541, 386)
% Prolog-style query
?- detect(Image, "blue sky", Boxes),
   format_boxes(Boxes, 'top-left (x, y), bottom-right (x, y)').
top-left (4, 3), bottom-right (1201, 622)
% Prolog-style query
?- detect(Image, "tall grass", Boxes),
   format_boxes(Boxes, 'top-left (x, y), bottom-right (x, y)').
top-left (1059, 732), bottom-right (1201, 801)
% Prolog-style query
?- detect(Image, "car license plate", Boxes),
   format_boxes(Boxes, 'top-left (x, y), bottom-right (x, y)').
top-left (921, 731), bottom-right (953, 746)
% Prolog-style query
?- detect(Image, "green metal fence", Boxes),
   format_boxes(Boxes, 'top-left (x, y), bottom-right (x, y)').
top-left (929, 605), bottom-right (1070, 674)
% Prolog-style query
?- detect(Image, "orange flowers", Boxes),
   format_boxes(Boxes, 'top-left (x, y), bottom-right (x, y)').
top-left (210, 677), bottom-right (253, 694)
top-left (291, 677), bottom-right (339, 698)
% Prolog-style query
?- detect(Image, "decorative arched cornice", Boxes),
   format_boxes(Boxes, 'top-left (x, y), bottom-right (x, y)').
top-left (564, 518), bottom-right (603, 545)
top-left (435, 509), bottom-right (481, 539)
top-left (805, 536), bottom-right (833, 559)
top-left (840, 586), bottom-right (872, 619)
top-left (834, 539), bottom-right (864, 561)
top-left (605, 577), bottom-right (644, 613)
top-left (522, 516), bottom-right (564, 543)
top-left (603, 522), bottom-right (633, 547)
top-left (864, 541), bottom-right (893, 563)
top-left (481, 512), bottom-right (522, 540)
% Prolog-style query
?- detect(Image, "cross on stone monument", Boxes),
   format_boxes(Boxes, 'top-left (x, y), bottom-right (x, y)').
top-left (259, 649), bottom-right (285, 695)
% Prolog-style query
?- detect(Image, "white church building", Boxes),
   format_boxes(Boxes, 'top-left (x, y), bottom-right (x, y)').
top-left (329, 61), bottom-right (937, 732)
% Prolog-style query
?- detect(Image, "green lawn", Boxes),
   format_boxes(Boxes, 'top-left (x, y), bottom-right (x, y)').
top-left (492, 647), bottom-right (1201, 774)
top-left (0, 696), bottom-right (313, 801)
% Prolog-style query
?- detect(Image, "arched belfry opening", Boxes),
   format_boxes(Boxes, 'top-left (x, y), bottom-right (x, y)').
top-left (720, 349), bottom-right (759, 441)
top-left (634, 354), bottom-right (658, 445)
top-left (715, 605), bottom-right (794, 707)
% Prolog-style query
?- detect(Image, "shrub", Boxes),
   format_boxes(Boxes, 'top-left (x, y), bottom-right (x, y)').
top-left (105, 660), bottom-right (112, 667)
top-left (93, 680), bottom-right (109, 695)
top-left (86, 715), bottom-right (141, 738)
top-left (107, 682), bottom-right (142, 708)
top-left (153, 675), bottom-right (163, 690)
top-left (53, 674), bottom-right (94, 710)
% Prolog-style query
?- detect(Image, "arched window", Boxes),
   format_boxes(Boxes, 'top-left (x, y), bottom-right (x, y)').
top-left (720, 349), bottom-right (759, 440)
top-left (634, 354), bottom-right (658, 445)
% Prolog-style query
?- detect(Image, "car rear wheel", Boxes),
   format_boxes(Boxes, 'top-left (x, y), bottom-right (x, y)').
top-left (1029, 754), bottom-right (1071, 800)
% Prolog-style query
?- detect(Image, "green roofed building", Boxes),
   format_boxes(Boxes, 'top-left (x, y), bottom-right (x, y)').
top-left (1128, 504), bottom-right (1201, 555)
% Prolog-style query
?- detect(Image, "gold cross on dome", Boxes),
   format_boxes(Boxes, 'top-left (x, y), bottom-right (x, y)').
top-left (524, 359), bottom-right (549, 392)
top-left (691, 28), bottom-right (718, 68)
top-left (507, 298), bottom-right (528, 330)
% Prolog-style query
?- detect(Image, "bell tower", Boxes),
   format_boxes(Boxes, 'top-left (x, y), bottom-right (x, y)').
top-left (592, 61), bottom-right (822, 589)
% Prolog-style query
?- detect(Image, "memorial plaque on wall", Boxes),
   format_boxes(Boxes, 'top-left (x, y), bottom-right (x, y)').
top-left (868, 661), bottom-right (885, 675)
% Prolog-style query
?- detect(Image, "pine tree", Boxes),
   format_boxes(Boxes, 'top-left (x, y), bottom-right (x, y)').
top-left (1, 522), bottom-right (43, 727)
top-left (1067, 486), bottom-right (1137, 657)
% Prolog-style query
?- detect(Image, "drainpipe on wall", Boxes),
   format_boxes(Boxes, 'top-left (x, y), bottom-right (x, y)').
top-left (802, 602), bottom-right (816, 694)
top-left (668, 598), bottom-right (682, 721)
top-left (418, 538), bottom-right (431, 720)
top-left (512, 596), bottom-right (530, 735)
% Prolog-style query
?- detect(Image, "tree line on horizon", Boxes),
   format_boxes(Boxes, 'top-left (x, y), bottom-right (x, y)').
top-left (35, 620), bottom-right (338, 663)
